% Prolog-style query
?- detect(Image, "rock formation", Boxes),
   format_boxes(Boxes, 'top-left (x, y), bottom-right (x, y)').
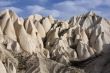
top-left (0, 9), bottom-right (110, 73)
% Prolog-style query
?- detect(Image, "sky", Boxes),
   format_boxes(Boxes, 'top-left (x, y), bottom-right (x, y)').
top-left (0, 0), bottom-right (110, 20)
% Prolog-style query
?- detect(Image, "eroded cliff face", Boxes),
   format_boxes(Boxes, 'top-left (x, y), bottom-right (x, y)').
top-left (0, 9), bottom-right (110, 73)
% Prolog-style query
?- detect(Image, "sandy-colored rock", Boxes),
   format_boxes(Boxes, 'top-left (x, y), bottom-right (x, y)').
top-left (48, 15), bottom-right (54, 24)
top-left (42, 17), bottom-right (52, 33)
top-left (4, 18), bottom-right (16, 41)
top-left (0, 9), bottom-right (110, 73)
top-left (34, 21), bottom-right (46, 38)
top-left (0, 9), bottom-right (10, 31)
top-left (0, 60), bottom-right (7, 73)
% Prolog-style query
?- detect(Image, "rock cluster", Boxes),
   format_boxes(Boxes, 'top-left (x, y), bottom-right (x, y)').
top-left (0, 9), bottom-right (110, 73)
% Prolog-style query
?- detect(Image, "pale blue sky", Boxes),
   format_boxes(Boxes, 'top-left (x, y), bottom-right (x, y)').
top-left (0, 0), bottom-right (110, 20)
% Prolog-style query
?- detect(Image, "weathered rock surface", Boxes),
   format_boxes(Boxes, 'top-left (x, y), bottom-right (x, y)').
top-left (0, 9), bottom-right (110, 73)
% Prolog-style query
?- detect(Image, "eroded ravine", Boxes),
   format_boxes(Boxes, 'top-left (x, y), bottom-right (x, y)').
top-left (0, 9), bottom-right (110, 73)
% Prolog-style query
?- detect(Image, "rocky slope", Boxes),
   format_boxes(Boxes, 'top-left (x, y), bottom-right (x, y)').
top-left (0, 9), bottom-right (110, 73)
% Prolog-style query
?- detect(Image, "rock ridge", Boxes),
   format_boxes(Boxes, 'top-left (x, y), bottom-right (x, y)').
top-left (0, 9), bottom-right (110, 73)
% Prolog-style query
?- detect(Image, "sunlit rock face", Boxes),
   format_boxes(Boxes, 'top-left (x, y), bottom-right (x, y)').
top-left (0, 9), bottom-right (110, 73)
